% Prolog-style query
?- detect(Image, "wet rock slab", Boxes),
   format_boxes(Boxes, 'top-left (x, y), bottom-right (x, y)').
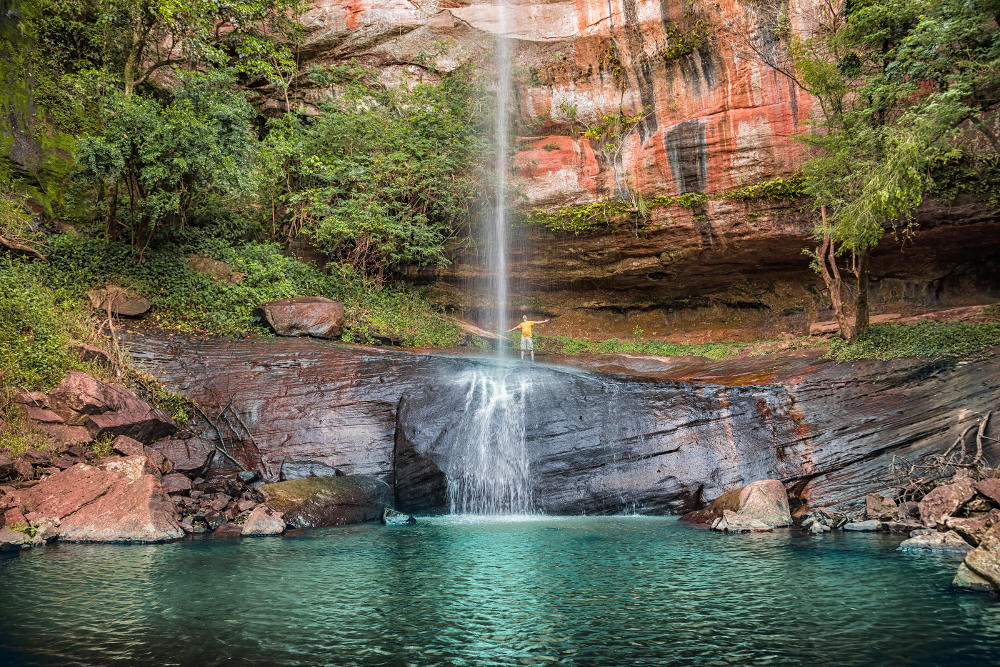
top-left (124, 333), bottom-right (1000, 515)
top-left (259, 476), bottom-right (392, 528)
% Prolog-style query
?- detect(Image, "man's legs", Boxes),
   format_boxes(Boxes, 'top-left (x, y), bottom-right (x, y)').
top-left (520, 336), bottom-right (526, 360)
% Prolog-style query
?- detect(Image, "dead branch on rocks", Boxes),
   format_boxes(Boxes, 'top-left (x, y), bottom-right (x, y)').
top-left (0, 234), bottom-right (47, 261)
top-left (890, 412), bottom-right (997, 502)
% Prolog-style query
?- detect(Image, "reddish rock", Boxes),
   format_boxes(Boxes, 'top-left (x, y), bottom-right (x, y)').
top-left (147, 436), bottom-right (213, 474)
top-left (237, 498), bottom-right (257, 513)
top-left (977, 478), bottom-right (1000, 505)
top-left (965, 523), bottom-right (1000, 590)
top-left (14, 464), bottom-right (119, 520)
top-left (48, 372), bottom-right (175, 442)
top-left (209, 494), bottom-right (231, 512)
top-left (0, 455), bottom-right (14, 479)
top-left (737, 480), bottom-right (791, 527)
top-left (865, 493), bottom-right (898, 520)
top-left (23, 449), bottom-right (51, 465)
top-left (57, 473), bottom-right (182, 542)
top-left (48, 371), bottom-right (129, 418)
top-left (260, 476), bottom-right (391, 528)
top-left (713, 509), bottom-right (773, 533)
top-left (12, 460), bottom-right (33, 480)
top-left (36, 424), bottom-right (92, 447)
top-left (255, 297), bottom-right (344, 339)
top-left (681, 481), bottom-right (789, 527)
top-left (0, 527), bottom-right (28, 552)
top-left (212, 522), bottom-right (244, 537)
top-left (946, 511), bottom-right (1000, 546)
top-left (86, 286), bottom-right (150, 317)
top-left (100, 455), bottom-right (160, 481)
top-left (51, 455), bottom-right (79, 470)
top-left (13, 390), bottom-right (48, 407)
top-left (4, 506), bottom-right (27, 528)
top-left (242, 505), bottom-right (285, 536)
top-left (919, 480), bottom-right (977, 526)
top-left (161, 473), bottom-right (192, 495)
top-left (111, 435), bottom-right (145, 457)
top-left (21, 405), bottom-right (64, 424)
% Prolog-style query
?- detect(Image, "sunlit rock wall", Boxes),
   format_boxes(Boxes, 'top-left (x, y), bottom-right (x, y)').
top-left (282, 1), bottom-right (1000, 337)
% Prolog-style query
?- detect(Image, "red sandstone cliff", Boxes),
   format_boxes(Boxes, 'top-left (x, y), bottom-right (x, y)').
top-left (280, 1), bottom-right (1000, 338)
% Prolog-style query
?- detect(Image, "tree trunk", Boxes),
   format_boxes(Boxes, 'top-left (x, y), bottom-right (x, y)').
top-left (852, 249), bottom-right (871, 340)
top-left (816, 206), bottom-right (855, 340)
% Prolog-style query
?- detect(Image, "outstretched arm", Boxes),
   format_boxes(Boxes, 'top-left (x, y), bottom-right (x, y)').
top-left (537, 319), bottom-right (551, 325)
top-left (506, 325), bottom-right (520, 332)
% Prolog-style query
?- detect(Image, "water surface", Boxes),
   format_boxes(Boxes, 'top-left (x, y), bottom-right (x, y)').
top-left (1, 517), bottom-right (996, 666)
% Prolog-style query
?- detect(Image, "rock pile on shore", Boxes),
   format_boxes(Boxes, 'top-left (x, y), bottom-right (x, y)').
top-left (0, 371), bottom-right (398, 552)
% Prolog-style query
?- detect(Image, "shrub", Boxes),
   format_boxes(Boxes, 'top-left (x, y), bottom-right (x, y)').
top-left (827, 322), bottom-right (1000, 361)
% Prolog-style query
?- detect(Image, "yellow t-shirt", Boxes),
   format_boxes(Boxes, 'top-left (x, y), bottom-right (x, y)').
top-left (517, 321), bottom-right (535, 337)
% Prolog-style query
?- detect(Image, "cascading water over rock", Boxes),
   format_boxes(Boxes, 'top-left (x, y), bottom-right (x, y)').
top-left (445, 368), bottom-right (533, 514)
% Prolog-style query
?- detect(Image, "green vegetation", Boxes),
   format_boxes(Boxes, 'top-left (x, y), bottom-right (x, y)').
top-left (522, 334), bottom-right (745, 360)
top-left (786, 0), bottom-right (1000, 340)
top-left (827, 322), bottom-right (1000, 361)
top-left (0, 258), bottom-right (97, 390)
top-left (525, 174), bottom-right (808, 235)
top-left (724, 175), bottom-right (808, 202)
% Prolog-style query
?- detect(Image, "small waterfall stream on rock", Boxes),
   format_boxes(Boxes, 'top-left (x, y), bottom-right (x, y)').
top-left (442, 1), bottom-right (536, 515)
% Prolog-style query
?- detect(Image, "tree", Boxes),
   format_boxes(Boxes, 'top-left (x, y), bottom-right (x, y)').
top-left (76, 72), bottom-right (257, 259)
top-left (260, 64), bottom-right (489, 279)
top-left (720, 0), bottom-right (1000, 340)
top-left (94, 0), bottom-right (306, 95)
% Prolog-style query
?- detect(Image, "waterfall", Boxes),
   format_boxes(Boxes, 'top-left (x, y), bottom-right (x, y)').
top-left (490, 0), bottom-right (511, 348)
top-left (446, 368), bottom-right (533, 514)
top-left (442, 7), bottom-right (535, 515)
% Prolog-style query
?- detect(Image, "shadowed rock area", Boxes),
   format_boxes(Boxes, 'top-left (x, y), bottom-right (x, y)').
top-left (125, 333), bottom-right (1000, 515)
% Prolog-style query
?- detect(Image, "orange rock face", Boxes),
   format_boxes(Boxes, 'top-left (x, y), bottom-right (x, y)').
top-left (287, 1), bottom-right (1000, 335)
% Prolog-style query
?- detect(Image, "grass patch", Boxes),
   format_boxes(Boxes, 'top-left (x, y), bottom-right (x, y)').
top-left (827, 321), bottom-right (1000, 361)
top-left (30, 235), bottom-right (461, 347)
top-left (0, 404), bottom-right (51, 456)
top-left (526, 334), bottom-right (745, 360)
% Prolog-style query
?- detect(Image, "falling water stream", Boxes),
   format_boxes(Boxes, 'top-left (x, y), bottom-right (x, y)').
top-left (442, 1), bottom-right (536, 515)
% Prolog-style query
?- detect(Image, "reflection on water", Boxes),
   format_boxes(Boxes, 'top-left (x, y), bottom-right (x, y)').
top-left (1, 517), bottom-right (998, 666)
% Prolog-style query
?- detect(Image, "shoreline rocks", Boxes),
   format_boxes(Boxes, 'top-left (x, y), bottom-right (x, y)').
top-left (259, 476), bottom-right (392, 528)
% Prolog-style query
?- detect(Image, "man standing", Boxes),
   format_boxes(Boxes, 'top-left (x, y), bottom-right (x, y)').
top-left (507, 315), bottom-right (549, 362)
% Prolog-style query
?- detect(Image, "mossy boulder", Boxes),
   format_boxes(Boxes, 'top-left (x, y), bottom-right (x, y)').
top-left (259, 476), bottom-right (392, 529)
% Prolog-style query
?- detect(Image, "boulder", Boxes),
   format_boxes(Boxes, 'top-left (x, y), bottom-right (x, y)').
top-left (0, 527), bottom-right (28, 552)
top-left (148, 436), bottom-right (214, 474)
top-left (111, 435), bottom-right (145, 457)
top-left (953, 562), bottom-right (996, 593)
top-left (678, 488), bottom-right (741, 524)
top-left (918, 479), bottom-right (977, 526)
top-left (161, 473), bottom-right (192, 495)
top-left (737, 480), bottom-right (792, 527)
top-left (241, 505), bottom-right (285, 536)
top-left (259, 475), bottom-right (392, 528)
top-left (712, 509), bottom-right (773, 533)
top-left (13, 462), bottom-right (182, 543)
top-left (86, 286), bottom-right (150, 317)
top-left (976, 478), bottom-right (1000, 505)
top-left (964, 523), bottom-right (1000, 589)
top-left (843, 520), bottom-right (882, 531)
top-left (213, 522), bottom-right (244, 537)
top-left (865, 493), bottom-right (898, 520)
top-left (47, 372), bottom-right (175, 442)
top-left (946, 511), bottom-right (1000, 546)
top-left (100, 455), bottom-right (161, 481)
top-left (897, 530), bottom-right (972, 554)
top-left (34, 424), bottom-right (92, 448)
top-left (0, 455), bottom-right (14, 479)
top-left (186, 255), bottom-right (245, 284)
top-left (255, 297), bottom-right (344, 339)
top-left (382, 507), bottom-right (416, 525)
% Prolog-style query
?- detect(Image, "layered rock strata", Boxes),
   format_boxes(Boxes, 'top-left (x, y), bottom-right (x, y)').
top-left (125, 333), bottom-right (1000, 515)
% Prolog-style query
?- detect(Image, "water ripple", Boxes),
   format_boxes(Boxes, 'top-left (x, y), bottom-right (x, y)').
top-left (1, 518), bottom-right (997, 666)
